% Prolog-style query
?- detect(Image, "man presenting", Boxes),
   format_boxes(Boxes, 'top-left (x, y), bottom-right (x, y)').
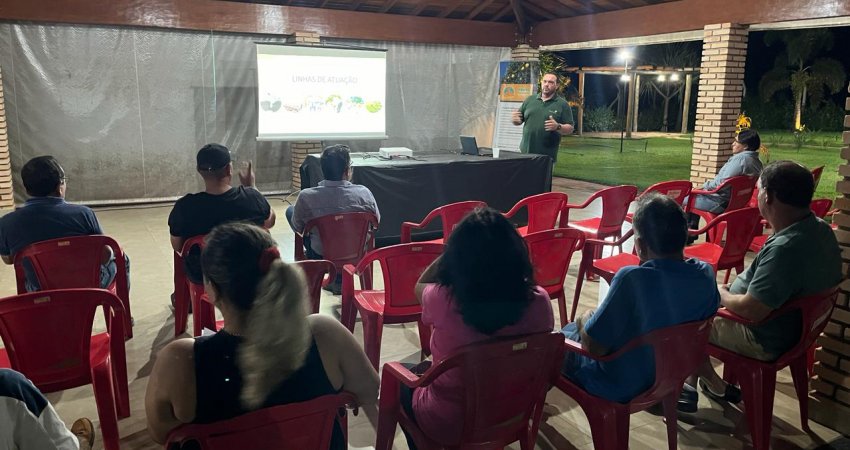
top-left (512, 73), bottom-right (574, 161)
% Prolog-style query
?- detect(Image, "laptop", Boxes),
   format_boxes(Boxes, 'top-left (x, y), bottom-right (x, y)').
top-left (460, 136), bottom-right (493, 156)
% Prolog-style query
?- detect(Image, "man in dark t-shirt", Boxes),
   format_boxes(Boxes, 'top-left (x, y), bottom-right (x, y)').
top-left (168, 144), bottom-right (275, 282)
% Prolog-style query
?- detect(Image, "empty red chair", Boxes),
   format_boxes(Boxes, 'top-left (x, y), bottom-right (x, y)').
top-left (571, 229), bottom-right (639, 322)
top-left (524, 228), bottom-right (585, 328)
top-left (400, 201), bottom-right (486, 244)
top-left (709, 287), bottom-right (839, 450)
top-left (0, 289), bottom-right (129, 450)
top-left (556, 319), bottom-right (713, 450)
top-left (294, 212), bottom-right (378, 290)
top-left (13, 235), bottom-right (132, 340)
top-left (375, 332), bottom-right (564, 450)
top-left (341, 243), bottom-right (443, 369)
top-left (684, 207), bottom-right (762, 284)
top-left (689, 175), bottom-right (757, 242)
top-left (625, 180), bottom-right (692, 222)
top-left (165, 392), bottom-right (355, 450)
top-left (503, 192), bottom-right (568, 236)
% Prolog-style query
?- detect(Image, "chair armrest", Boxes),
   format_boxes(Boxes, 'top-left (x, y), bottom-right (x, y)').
top-left (400, 221), bottom-right (423, 243)
top-left (565, 195), bottom-right (596, 211)
top-left (715, 307), bottom-right (763, 326)
top-left (382, 361), bottom-right (423, 388)
top-left (563, 337), bottom-right (596, 359)
top-left (294, 231), bottom-right (305, 261)
top-left (585, 228), bottom-right (634, 247)
top-left (690, 187), bottom-right (719, 196)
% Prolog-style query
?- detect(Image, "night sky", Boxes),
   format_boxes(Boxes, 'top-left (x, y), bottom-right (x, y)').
top-left (555, 25), bottom-right (850, 112)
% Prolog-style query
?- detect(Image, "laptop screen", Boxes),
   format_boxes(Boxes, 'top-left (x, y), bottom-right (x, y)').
top-left (460, 136), bottom-right (479, 155)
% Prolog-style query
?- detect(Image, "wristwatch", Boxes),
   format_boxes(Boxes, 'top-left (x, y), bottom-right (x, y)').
top-left (556, 123), bottom-right (562, 130)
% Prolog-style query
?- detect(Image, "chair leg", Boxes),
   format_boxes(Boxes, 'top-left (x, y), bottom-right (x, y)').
top-left (738, 365), bottom-right (776, 450)
top-left (807, 345), bottom-right (817, 378)
top-left (91, 363), bottom-right (121, 450)
top-left (571, 250), bottom-right (591, 325)
top-left (340, 293), bottom-right (356, 333)
top-left (789, 356), bottom-right (811, 432)
top-left (557, 291), bottom-right (568, 331)
top-left (723, 269), bottom-right (732, 284)
top-left (361, 312), bottom-right (384, 371)
top-left (662, 394), bottom-right (679, 450)
top-left (586, 405), bottom-right (630, 450)
top-left (375, 374), bottom-right (401, 450)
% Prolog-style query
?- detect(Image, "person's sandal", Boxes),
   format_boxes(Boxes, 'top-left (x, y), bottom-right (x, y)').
top-left (71, 418), bottom-right (95, 448)
top-left (699, 378), bottom-right (742, 404)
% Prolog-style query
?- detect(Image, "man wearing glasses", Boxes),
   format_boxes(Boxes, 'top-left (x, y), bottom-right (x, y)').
top-left (286, 145), bottom-right (380, 294)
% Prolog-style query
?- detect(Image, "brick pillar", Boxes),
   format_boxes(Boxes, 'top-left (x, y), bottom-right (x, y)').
top-left (511, 43), bottom-right (539, 61)
top-left (0, 67), bottom-right (13, 208)
top-left (287, 31), bottom-right (322, 191)
top-left (809, 81), bottom-right (850, 435)
top-left (690, 23), bottom-right (748, 187)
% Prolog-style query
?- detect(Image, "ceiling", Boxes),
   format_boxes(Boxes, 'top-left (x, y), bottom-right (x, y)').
top-left (223, 0), bottom-right (681, 25)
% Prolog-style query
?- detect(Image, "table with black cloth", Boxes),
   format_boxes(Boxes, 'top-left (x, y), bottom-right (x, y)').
top-left (299, 151), bottom-right (553, 247)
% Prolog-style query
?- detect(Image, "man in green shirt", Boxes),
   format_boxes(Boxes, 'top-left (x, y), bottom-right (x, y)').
top-left (512, 73), bottom-right (574, 161)
top-left (679, 161), bottom-right (842, 412)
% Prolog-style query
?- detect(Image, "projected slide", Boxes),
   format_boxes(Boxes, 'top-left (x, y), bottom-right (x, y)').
top-left (256, 44), bottom-right (387, 141)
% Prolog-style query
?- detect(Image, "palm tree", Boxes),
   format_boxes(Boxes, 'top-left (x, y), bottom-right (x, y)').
top-left (758, 29), bottom-right (845, 130)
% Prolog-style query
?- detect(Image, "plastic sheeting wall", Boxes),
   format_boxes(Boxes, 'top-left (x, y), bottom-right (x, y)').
top-left (0, 22), bottom-right (509, 204)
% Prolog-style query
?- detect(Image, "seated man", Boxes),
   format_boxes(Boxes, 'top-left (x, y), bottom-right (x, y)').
top-left (0, 368), bottom-right (95, 450)
top-left (684, 161), bottom-right (842, 409)
top-left (561, 193), bottom-right (719, 403)
top-left (0, 156), bottom-right (129, 292)
top-left (286, 144), bottom-right (380, 293)
top-left (168, 143), bottom-right (275, 284)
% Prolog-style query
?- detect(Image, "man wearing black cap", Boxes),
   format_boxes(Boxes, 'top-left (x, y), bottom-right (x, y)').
top-left (0, 155), bottom-right (129, 292)
top-left (168, 144), bottom-right (275, 282)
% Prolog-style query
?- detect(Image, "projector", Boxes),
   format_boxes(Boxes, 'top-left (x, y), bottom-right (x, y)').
top-left (379, 147), bottom-right (413, 158)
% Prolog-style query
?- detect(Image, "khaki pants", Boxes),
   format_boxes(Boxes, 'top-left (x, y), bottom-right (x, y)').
top-left (710, 317), bottom-right (779, 362)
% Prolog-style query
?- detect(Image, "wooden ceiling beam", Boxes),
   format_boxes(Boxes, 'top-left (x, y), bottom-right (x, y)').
top-left (410, 2), bottom-right (429, 15)
top-left (348, 0), bottom-right (365, 10)
top-left (523, 0), bottom-right (559, 20)
top-left (509, 0), bottom-right (527, 33)
top-left (438, 3), bottom-right (462, 18)
top-left (554, 0), bottom-right (594, 14)
top-left (491, 3), bottom-right (514, 21)
top-left (466, 0), bottom-right (496, 19)
top-left (378, 0), bottom-right (399, 13)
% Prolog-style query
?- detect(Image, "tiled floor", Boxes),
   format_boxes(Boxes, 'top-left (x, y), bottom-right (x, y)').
top-left (0, 179), bottom-right (843, 449)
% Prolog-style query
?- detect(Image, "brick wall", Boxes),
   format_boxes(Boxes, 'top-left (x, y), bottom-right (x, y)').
top-left (810, 81), bottom-right (850, 435)
top-left (0, 67), bottom-right (12, 208)
top-left (690, 23), bottom-right (747, 187)
top-left (287, 31), bottom-right (322, 190)
top-left (511, 43), bottom-right (539, 61)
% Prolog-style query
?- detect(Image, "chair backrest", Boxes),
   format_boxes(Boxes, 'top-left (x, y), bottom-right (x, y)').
top-left (590, 185), bottom-right (638, 233)
top-left (810, 198), bottom-right (833, 219)
top-left (304, 212), bottom-right (379, 269)
top-left (811, 165), bottom-right (824, 189)
top-left (165, 392), bottom-right (355, 450)
top-left (295, 260), bottom-right (336, 314)
top-left (623, 319), bottom-right (714, 410)
top-left (524, 229), bottom-right (585, 292)
top-left (505, 192), bottom-right (568, 233)
top-left (0, 289), bottom-right (125, 393)
top-left (13, 235), bottom-right (127, 296)
top-left (416, 332), bottom-right (564, 446)
top-left (433, 201), bottom-right (488, 238)
top-left (703, 207), bottom-right (762, 268)
top-left (640, 180), bottom-right (692, 206)
top-left (772, 287), bottom-right (839, 368)
top-left (353, 243), bottom-right (443, 315)
top-left (718, 175), bottom-right (758, 212)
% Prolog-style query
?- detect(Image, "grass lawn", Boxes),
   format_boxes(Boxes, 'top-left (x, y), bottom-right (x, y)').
top-left (555, 134), bottom-right (842, 201)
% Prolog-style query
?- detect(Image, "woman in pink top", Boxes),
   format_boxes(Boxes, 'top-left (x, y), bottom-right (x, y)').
top-left (402, 207), bottom-right (554, 447)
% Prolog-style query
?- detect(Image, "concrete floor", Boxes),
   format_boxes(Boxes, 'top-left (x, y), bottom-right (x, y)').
top-left (0, 179), bottom-right (843, 449)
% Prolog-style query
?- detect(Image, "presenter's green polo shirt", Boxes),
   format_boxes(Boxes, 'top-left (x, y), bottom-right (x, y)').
top-left (519, 94), bottom-right (573, 161)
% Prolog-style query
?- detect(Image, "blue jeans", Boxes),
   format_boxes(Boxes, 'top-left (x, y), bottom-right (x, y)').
top-left (24, 252), bottom-right (131, 293)
top-left (286, 205), bottom-right (322, 259)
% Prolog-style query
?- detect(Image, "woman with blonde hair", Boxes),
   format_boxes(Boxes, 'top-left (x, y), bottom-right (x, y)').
top-left (145, 223), bottom-right (377, 448)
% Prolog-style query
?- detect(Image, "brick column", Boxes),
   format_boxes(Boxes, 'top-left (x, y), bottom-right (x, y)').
top-left (287, 31), bottom-right (323, 191)
top-left (690, 23), bottom-right (748, 187)
top-left (511, 44), bottom-right (539, 62)
top-left (809, 81), bottom-right (850, 435)
top-left (0, 67), bottom-right (13, 208)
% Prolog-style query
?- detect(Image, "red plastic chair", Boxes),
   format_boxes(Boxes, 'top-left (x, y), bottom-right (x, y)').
top-left (0, 289), bottom-right (129, 450)
top-left (571, 229), bottom-right (640, 322)
top-left (689, 175), bottom-right (757, 242)
top-left (400, 201), bottom-right (487, 244)
top-left (375, 332), bottom-right (564, 450)
top-left (684, 207), bottom-right (762, 284)
top-left (173, 248), bottom-right (192, 337)
top-left (13, 235), bottom-right (132, 339)
top-left (297, 260), bottom-right (337, 314)
top-left (556, 319), bottom-right (714, 450)
top-left (749, 199), bottom-right (833, 254)
top-left (709, 287), bottom-right (839, 450)
top-left (165, 392), bottom-right (355, 450)
top-left (524, 228), bottom-right (586, 328)
top-left (503, 192), bottom-right (568, 236)
top-left (341, 243), bottom-right (443, 369)
top-left (625, 180), bottom-right (693, 223)
top-left (295, 212), bottom-right (378, 290)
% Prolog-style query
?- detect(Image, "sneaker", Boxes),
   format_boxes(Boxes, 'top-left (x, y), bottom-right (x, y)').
top-left (699, 378), bottom-right (741, 404)
top-left (677, 384), bottom-right (698, 413)
top-left (71, 418), bottom-right (95, 449)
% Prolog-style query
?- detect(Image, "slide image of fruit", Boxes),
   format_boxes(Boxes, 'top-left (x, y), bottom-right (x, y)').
top-left (365, 101), bottom-right (383, 113)
top-left (326, 94), bottom-right (343, 113)
top-left (260, 93), bottom-right (282, 112)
